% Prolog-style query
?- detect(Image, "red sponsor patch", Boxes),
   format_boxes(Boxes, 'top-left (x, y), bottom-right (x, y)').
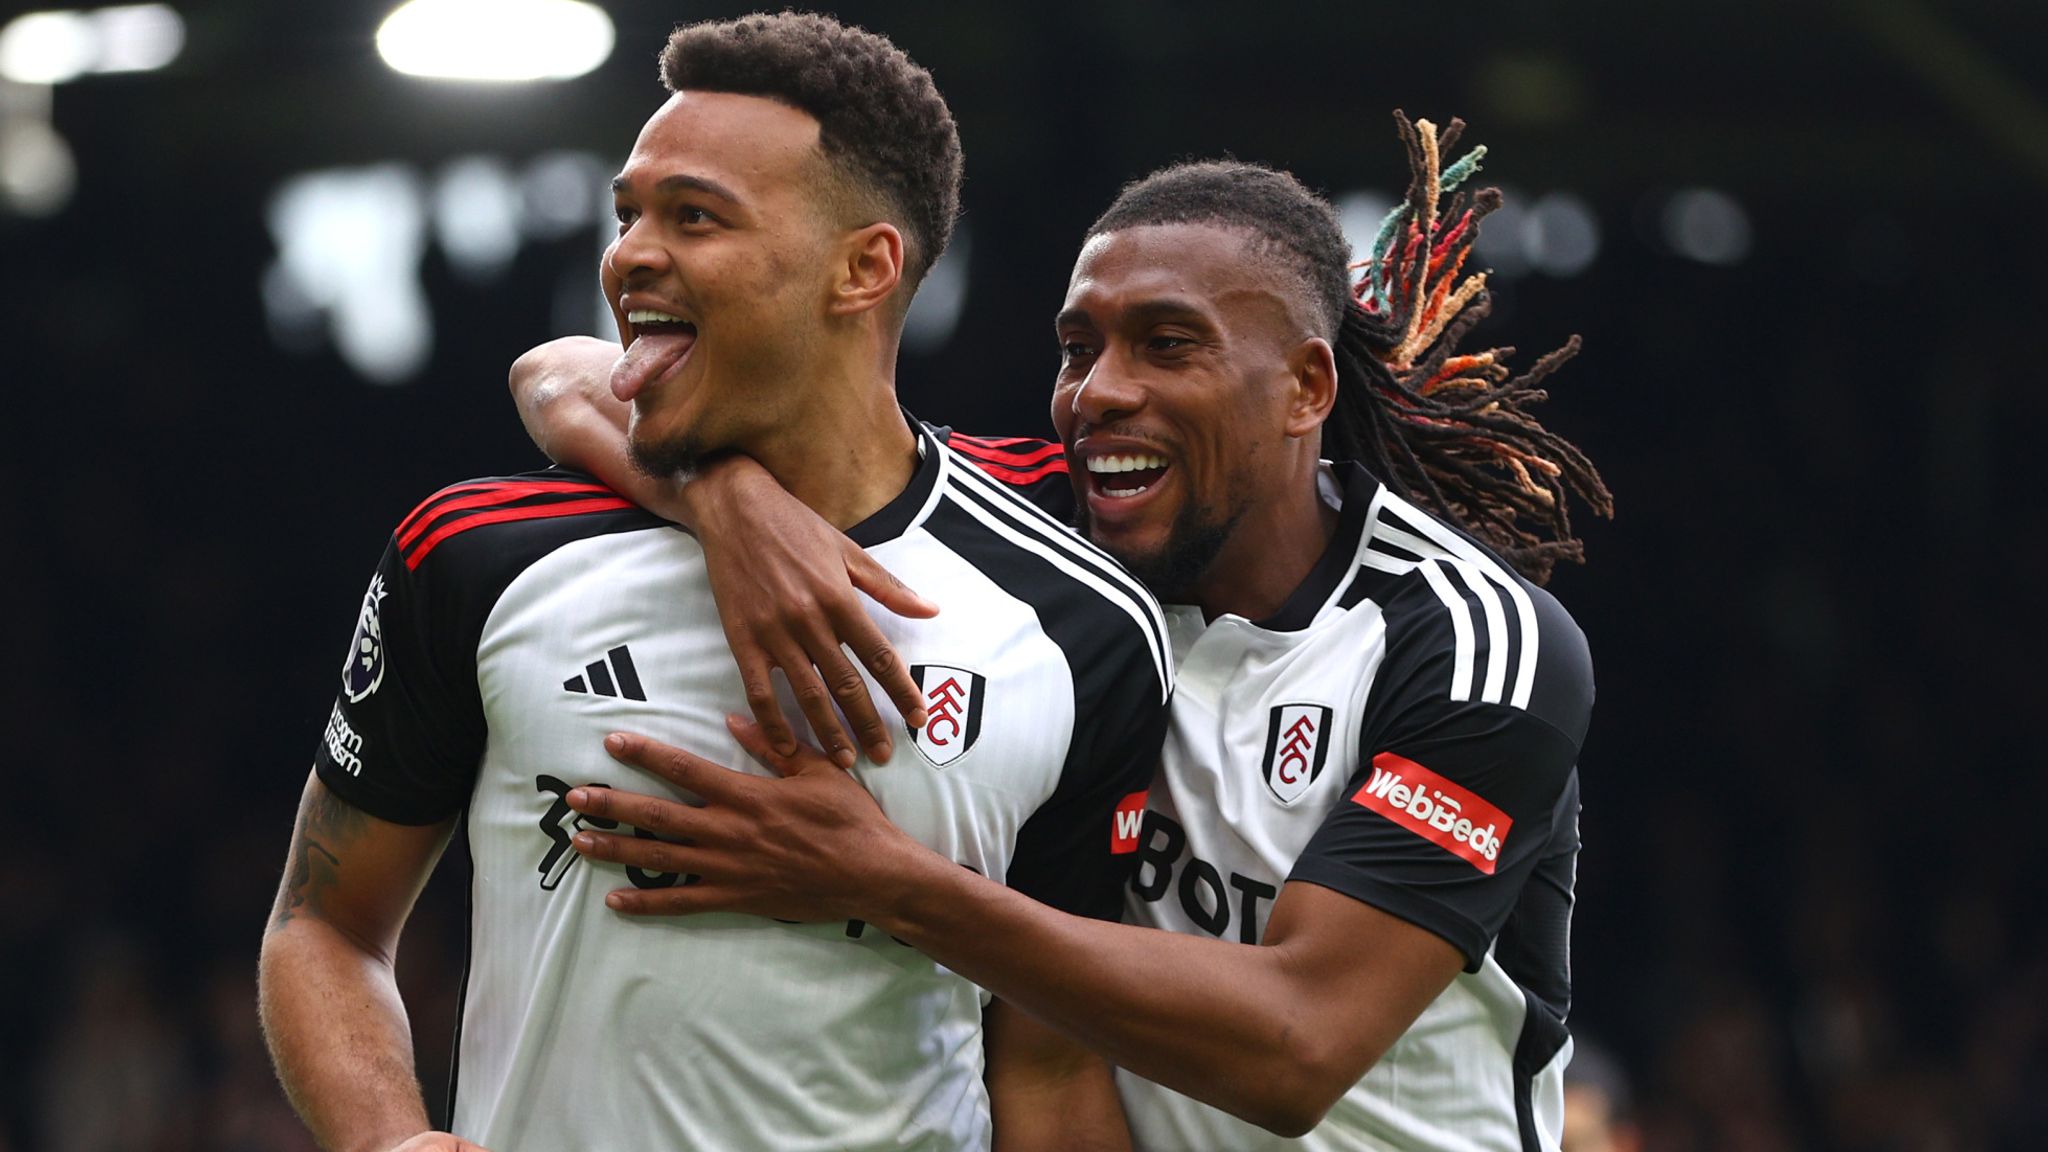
top-left (1350, 751), bottom-right (1512, 874)
top-left (1110, 791), bottom-right (1148, 855)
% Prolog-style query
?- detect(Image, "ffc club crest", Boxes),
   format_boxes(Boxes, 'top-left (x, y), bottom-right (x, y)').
top-left (909, 664), bottom-right (985, 767)
top-left (1261, 703), bottom-right (1334, 804)
top-left (342, 573), bottom-right (389, 704)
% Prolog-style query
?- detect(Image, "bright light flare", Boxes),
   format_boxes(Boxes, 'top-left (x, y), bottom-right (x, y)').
top-left (376, 0), bottom-right (614, 82)
top-left (0, 11), bottom-right (96, 83)
top-left (90, 4), bottom-right (184, 74)
top-left (0, 5), bottom-right (183, 84)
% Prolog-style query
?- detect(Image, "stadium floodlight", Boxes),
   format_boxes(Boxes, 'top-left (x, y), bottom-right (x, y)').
top-left (0, 11), bottom-right (97, 84)
top-left (0, 5), bottom-right (184, 84)
top-left (89, 4), bottom-right (184, 74)
top-left (376, 0), bottom-right (614, 82)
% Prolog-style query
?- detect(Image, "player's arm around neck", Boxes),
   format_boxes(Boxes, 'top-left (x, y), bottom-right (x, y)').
top-left (509, 335), bottom-right (668, 502)
top-left (507, 336), bottom-right (937, 765)
top-left (258, 770), bottom-right (473, 1152)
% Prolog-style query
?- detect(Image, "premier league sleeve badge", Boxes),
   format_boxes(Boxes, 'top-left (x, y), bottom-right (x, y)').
top-left (342, 573), bottom-right (390, 704)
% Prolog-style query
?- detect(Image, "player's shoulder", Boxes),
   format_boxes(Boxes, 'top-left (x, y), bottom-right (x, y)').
top-left (391, 467), bottom-right (666, 578)
top-left (1358, 487), bottom-right (1592, 736)
top-left (932, 427), bottom-right (1076, 522)
top-left (919, 434), bottom-right (1169, 702)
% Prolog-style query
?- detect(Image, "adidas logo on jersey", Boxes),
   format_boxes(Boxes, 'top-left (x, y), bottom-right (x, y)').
top-left (564, 645), bottom-right (647, 701)
top-left (1352, 751), bottom-right (1512, 874)
top-left (909, 664), bottom-right (984, 767)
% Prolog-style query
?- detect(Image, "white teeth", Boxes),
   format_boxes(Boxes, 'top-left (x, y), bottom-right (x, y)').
top-left (627, 309), bottom-right (688, 325)
top-left (1085, 454), bottom-right (1168, 474)
top-left (1102, 481), bottom-right (1150, 497)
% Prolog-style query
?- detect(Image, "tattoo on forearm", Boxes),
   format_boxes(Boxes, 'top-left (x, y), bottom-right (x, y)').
top-left (268, 784), bottom-right (367, 933)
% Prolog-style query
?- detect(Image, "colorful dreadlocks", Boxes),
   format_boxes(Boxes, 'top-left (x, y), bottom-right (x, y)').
top-left (1084, 117), bottom-right (1612, 584)
top-left (1330, 111), bottom-right (1613, 584)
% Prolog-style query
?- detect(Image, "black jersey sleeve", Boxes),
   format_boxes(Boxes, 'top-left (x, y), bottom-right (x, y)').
top-left (938, 430), bottom-right (1076, 523)
top-left (312, 535), bottom-right (486, 825)
top-left (1003, 639), bottom-right (1170, 922)
top-left (1288, 561), bottom-right (1594, 969)
top-left (312, 472), bottom-right (656, 825)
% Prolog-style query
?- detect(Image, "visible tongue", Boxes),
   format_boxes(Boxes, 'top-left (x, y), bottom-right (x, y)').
top-left (610, 331), bottom-right (696, 402)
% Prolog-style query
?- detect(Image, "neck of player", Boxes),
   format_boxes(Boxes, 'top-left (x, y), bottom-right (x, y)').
top-left (1193, 466), bottom-right (1340, 624)
top-left (750, 349), bottom-right (917, 533)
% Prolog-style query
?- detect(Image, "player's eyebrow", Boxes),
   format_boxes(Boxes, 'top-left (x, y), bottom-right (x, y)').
top-left (1056, 297), bottom-right (1214, 332)
top-left (1120, 297), bottom-right (1212, 327)
top-left (609, 173), bottom-right (744, 205)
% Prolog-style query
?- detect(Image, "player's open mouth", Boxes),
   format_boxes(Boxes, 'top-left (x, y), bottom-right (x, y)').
top-left (611, 308), bottom-right (699, 402)
top-left (1085, 453), bottom-right (1169, 499)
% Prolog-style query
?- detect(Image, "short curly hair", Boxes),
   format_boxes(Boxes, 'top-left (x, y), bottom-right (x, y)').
top-left (660, 12), bottom-right (963, 289)
top-left (1086, 161), bottom-right (1349, 339)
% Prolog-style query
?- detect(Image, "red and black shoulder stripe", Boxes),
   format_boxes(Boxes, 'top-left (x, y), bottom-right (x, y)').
top-left (947, 432), bottom-right (1069, 485)
top-left (395, 473), bottom-right (642, 571)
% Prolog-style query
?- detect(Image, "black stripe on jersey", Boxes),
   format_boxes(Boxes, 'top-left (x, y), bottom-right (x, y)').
top-left (846, 420), bottom-right (945, 547)
top-left (1364, 534), bottom-right (1425, 565)
top-left (942, 474), bottom-right (1170, 700)
top-left (1513, 994), bottom-right (1572, 1152)
top-left (1372, 498), bottom-right (1537, 710)
top-left (943, 443), bottom-right (1162, 629)
top-left (928, 484), bottom-right (1166, 695)
top-left (445, 836), bottom-right (475, 1125)
top-left (1337, 564), bottom-right (1389, 610)
top-left (942, 449), bottom-right (1171, 698)
top-left (920, 493), bottom-right (1169, 919)
top-left (1255, 473), bottom-right (1371, 631)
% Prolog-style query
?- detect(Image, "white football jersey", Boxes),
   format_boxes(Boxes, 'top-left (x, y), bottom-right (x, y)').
top-left (1115, 465), bottom-right (1592, 1152)
top-left (314, 419), bottom-right (1171, 1152)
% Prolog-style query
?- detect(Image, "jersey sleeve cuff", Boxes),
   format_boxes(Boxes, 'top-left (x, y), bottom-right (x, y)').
top-left (1285, 862), bottom-right (1491, 972)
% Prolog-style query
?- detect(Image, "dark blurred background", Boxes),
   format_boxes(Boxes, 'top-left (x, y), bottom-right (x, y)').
top-left (3, 0), bottom-right (2044, 1148)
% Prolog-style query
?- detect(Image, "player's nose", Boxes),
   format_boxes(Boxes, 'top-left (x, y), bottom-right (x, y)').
top-left (1068, 355), bottom-right (1149, 426)
top-left (604, 218), bottom-right (674, 284)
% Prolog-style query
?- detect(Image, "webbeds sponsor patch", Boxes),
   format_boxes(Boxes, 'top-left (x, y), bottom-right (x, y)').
top-left (1351, 751), bottom-right (1510, 874)
top-left (1111, 791), bottom-right (1147, 855)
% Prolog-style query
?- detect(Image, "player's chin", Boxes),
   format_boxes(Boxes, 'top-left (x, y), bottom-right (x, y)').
top-left (1084, 517), bottom-right (1172, 579)
top-left (627, 420), bottom-right (708, 479)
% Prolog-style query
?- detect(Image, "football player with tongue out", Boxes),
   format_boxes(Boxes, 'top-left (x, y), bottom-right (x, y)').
top-left (261, 14), bottom-right (1172, 1152)
top-left (513, 104), bottom-right (1616, 1148)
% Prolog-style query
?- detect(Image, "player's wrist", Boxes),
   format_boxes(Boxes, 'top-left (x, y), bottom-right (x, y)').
top-left (864, 836), bottom-right (983, 942)
top-left (677, 452), bottom-right (771, 534)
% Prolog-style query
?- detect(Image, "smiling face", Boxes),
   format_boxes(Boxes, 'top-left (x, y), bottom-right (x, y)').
top-left (1052, 223), bottom-right (1332, 601)
top-left (604, 90), bottom-right (844, 475)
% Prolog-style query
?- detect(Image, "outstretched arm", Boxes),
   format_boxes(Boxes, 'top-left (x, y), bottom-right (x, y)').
top-left (565, 729), bottom-right (1464, 1137)
top-left (508, 337), bottom-right (937, 765)
top-left (258, 771), bottom-right (488, 1152)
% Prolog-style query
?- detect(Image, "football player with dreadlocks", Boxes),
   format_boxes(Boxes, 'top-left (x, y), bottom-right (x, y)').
top-left (514, 113), bottom-right (1611, 1150)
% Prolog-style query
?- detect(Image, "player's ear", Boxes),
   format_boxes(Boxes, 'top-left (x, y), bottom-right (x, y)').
top-left (1284, 336), bottom-right (1339, 439)
top-left (828, 222), bottom-right (904, 318)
